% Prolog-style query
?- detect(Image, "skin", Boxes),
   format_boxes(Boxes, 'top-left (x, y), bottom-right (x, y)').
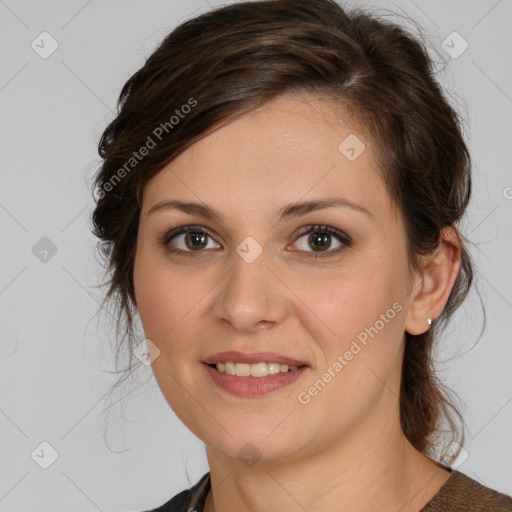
top-left (133, 93), bottom-right (461, 512)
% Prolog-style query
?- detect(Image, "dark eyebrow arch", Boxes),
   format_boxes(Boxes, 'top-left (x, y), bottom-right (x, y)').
top-left (147, 196), bottom-right (374, 222)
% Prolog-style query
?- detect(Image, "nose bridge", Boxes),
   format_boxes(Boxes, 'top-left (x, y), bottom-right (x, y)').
top-left (213, 241), bottom-right (289, 331)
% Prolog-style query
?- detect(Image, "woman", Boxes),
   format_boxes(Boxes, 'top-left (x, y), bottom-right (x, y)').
top-left (91, 0), bottom-right (512, 510)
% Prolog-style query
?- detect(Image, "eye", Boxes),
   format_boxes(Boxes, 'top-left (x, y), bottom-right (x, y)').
top-left (290, 225), bottom-right (351, 257)
top-left (160, 224), bottom-right (351, 258)
top-left (161, 226), bottom-right (220, 255)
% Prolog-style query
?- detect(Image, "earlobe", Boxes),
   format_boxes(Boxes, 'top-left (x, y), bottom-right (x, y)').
top-left (404, 227), bottom-right (461, 335)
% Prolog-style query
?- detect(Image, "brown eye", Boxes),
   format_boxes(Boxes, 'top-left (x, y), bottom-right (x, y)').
top-left (308, 232), bottom-right (332, 252)
top-left (291, 225), bottom-right (351, 257)
top-left (163, 226), bottom-right (221, 254)
top-left (184, 231), bottom-right (208, 250)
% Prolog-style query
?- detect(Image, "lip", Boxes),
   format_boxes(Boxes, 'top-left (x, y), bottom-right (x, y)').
top-left (202, 363), bottom-right (309, 396)
top-left (203, 351), bottom-right (308, 367)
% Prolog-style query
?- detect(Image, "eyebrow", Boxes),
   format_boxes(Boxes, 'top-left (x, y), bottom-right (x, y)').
top-left (147, 195), bottom-right (374, 222)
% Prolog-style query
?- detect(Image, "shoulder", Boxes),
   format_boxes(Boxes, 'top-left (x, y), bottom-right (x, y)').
top-left (141, 472), bottom-right (210, 512)
top-left (421, 470), bottom-right (512, 511)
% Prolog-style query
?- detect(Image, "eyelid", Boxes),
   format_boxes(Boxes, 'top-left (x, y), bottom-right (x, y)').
top-left (289, 224), bottom-right (352, 258)
top-left (160, 225), bottom-right (218, 246)
top-left (160, 224), bottom-right (352, 257)
top-left (159, 225), bottom-right (221, 258)
top-left (293, 224), bottom-right (351, 243)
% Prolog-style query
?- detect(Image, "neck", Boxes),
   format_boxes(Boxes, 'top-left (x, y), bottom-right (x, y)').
top-left (203, 414), bottom-right (450, 512)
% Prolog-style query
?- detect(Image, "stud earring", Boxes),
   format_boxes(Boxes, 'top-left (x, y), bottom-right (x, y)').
top-left (427, 317), bottom-right (432, 326)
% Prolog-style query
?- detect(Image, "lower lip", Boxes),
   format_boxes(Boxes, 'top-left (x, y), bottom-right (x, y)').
top-left (202, 363), bottom-right (308, 396)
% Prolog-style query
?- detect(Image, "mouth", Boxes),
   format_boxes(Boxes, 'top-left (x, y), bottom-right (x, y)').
top-left (206, 361), bottom-right (305, 377)
top-left (202, 351), bottom-right (309, 396)
top-left (203, 350), bottom-right (308, 376)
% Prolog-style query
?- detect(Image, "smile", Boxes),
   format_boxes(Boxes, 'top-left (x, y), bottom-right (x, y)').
top-left (212, 361), bottom-right (300, 377)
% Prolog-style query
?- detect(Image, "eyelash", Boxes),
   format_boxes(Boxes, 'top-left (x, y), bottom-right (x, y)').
top-left (159, 224), bottom-right (352, 259)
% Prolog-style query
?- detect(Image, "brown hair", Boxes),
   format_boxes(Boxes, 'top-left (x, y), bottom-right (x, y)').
top-left (90, 0), bottom-right (477, 459)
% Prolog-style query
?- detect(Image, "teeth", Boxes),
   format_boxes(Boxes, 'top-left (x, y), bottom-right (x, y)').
top-left (268, 363), bottom-right (281, 374)
top-left (215, 362), bottom-right (300, 377)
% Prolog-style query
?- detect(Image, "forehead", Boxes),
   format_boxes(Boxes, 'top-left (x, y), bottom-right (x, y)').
top-left (141, 94), bottom-right (395, 224)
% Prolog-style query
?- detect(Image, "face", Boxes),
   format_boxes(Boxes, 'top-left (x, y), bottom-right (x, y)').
top-left (133, 93), bottom-right (415, 464)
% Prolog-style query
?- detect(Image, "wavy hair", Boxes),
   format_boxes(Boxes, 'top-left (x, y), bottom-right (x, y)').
top-left (90, 0), bottom-right (480, 459)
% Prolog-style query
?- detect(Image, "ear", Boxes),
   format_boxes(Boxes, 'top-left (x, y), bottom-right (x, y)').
top-left (405, 226), bottom-right (461, 335)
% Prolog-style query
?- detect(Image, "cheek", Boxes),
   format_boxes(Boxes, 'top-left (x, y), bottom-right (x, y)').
top-left (133, 247), bottom-right (220, 376)
top-left (133, 245), bottom-right (194, 340)
top-left (292, 273), bottom-right (406, 433)
top-left (133, 250), bottom-right (205, 423)
top-left (296, 259), bottom-right (403, 345)
top-left (291, 255), bottom-right (407, 388)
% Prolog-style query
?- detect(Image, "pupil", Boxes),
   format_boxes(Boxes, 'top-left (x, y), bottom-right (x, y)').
top-left (184, 232), bottom-right (333, 252)
top-left (186, 232), bottom-right (206, 250)
top-left (309, 232), bottom-right (330, 251)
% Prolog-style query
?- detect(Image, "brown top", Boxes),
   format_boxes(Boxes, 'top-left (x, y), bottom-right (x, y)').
top-left (144, 468), bottom-right (512, 511)
top-left (419, 469), bottom-right (512, 511)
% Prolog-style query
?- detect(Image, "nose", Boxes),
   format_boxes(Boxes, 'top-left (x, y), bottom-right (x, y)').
top-left (212, 248), bottom-right (290, 333)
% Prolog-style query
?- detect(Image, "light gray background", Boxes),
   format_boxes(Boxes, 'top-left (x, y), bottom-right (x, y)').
top-left (0, 0), bottom-right (511, 510)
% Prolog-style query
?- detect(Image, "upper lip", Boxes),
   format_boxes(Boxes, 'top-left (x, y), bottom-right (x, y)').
top-left (203, 351), bottom-right (308, 367)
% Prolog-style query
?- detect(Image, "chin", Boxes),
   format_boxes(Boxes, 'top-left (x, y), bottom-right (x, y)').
top-left (204, 431), bottom-right (306, 466)
top-left (203, 412), bottom-right (316, 456)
